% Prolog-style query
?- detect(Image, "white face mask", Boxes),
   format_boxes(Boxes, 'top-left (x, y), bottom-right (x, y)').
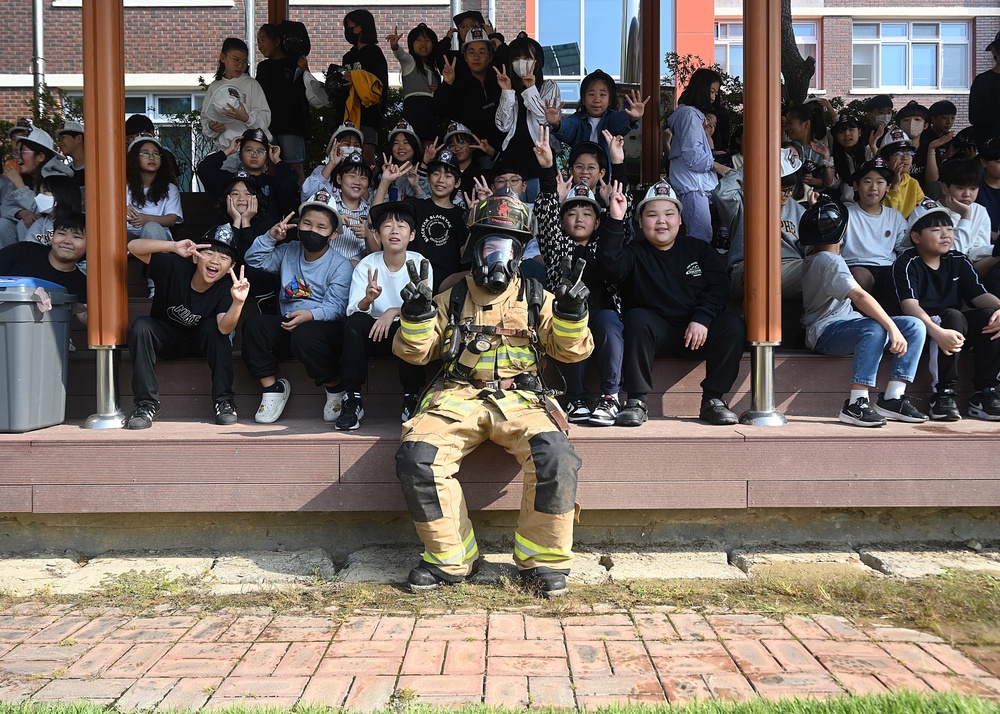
top-left (512, 58), bottom-right (534, 78)
top-left (900, 119), bottom-right (926, 140)
top-left (874, 113), bottom-right (892, 125)
top-left (34, 193), bottom-right (56, 215)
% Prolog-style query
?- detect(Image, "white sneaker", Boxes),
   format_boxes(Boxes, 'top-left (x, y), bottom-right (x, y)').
top-left (255, 378), bottom-right (291, 423)
top-left (323, 389), bottom-right (346, 422)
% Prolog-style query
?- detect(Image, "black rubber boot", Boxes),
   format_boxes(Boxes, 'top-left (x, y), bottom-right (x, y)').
top-left (407, 560), bottom-right (479, 593)
top-left (518, 566), bottom-right (570, 598)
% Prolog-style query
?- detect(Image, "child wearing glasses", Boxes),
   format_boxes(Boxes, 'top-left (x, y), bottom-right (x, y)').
top-left (125, 135), bottom-right (183, 243)
top-left (877, 128), bottom-right (924, 219)
top-left (201, 37), bottom-right (272, 152)
top-left (197, 128), bottom-right (299, 226)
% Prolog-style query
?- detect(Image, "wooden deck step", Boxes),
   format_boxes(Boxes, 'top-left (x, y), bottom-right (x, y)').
top-left (64, 349), bottom-right (973, 422)
top-left (3, 416), bottom-right (999, 514)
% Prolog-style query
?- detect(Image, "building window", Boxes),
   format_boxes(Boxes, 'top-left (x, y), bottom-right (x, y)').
top-left (536, 0), bottom-right (674, 103)
top-left (852, 21), bottom-right (969, 90)
top-left (714, 23), bottom-right (744, 80)
top-left (715, 21), bottom-right (820, 89)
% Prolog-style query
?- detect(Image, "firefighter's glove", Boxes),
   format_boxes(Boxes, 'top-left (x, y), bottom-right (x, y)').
top-left (400, 258), bottom-right (436, 321)
top-left (553, 256), bottom-right (590, 320)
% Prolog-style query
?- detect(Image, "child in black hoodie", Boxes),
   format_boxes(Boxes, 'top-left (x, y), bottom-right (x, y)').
top-left (598, 179), bottom-right (746, 426)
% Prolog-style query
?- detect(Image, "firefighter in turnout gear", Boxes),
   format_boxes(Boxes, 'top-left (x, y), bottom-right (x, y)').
top-left (393, 191), bottom-right (594, 597)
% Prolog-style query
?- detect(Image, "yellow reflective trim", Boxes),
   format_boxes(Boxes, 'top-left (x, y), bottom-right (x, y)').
top-left (514, 532), bottom-right (572, 561)
top-left (400, 321), bottom-right (434, 338)
top-left (424, 530), bottom-right (479, 565)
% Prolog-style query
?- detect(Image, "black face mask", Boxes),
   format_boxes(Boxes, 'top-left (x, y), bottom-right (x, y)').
top-left (344, 27), bottom-right (358, 45)
top-left (299, 229), bottom-right (331, 252)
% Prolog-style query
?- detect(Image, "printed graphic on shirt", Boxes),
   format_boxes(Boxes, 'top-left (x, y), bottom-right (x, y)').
top-left (30, 229), bottom-right (53, 246)
top-left (685, 262), bottom-right (703, 277)
top-left (284, 275), bottom-right (313, 300)
top-left (420, 215), bottom-right (453, 247)
top-left (168, 305), bottom-right (202, 327)
top-left (781, 220), bottom-right (798, 238)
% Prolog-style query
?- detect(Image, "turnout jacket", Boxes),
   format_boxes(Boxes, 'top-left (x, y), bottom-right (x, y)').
top-left (393, 275), bottom-right (593, 381)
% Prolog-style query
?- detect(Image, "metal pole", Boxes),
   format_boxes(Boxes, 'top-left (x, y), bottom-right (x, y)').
top-left (451, 0), bottom-right (462, 50)
top-left (246, 0), bottom-right (256, 76)
top-left (32, 0), bottom-right (45, 120)
top-left (488, 0), bottom-right (496, 27)
top-left (82, 0), bottom-right (127, 429)
top-left (84, 348), bottom-right (126, 429)
top-left (739, 0), bottom-right (785, 426)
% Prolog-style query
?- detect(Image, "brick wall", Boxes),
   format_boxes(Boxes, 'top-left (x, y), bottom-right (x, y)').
top-left (0, 0), bottom-right (530, 77)
top-left (0, 90), bottom-right (34, 120)
top-left (818, 11), bottom-right (992, 128)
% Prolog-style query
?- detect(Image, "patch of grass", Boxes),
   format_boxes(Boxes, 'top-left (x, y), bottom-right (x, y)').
top-left (0, 691), bottom-right (999, 713)
top-left (2, 568), bottom-right (999, 646)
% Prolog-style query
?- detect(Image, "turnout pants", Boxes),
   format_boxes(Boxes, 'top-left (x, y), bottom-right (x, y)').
top-left (396, 385), bottom-right (581, 577)
top-left (128, 315), bottom-right (234, 406)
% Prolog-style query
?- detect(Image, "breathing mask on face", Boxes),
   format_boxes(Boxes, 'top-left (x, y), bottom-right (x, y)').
top-left (298, 229), bottom-right (332, 252)
top-left (471, 234), bottom-right (522, 293)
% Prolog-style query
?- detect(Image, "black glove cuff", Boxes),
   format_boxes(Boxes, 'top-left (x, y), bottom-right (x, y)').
top-left (552, 305), bottom-right (588, 322)
top-left (401, 306), bottom-right (437, 322)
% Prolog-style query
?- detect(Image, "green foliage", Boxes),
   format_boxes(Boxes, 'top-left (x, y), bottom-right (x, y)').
top-left (827, 95), bottom-right (894, 128)
top-left (303, 86), bottom-right (405, 170)
top-left (662, 52), bottom-right (745, 133)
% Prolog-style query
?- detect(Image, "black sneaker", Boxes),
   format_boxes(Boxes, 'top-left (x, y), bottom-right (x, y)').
top-left (968, 387), bottom-right (1000, 421)
top-left (401, 393), bottom-right (420, 422)
top-left (125, 402), bottom-right (159, 430)
top-left (615, 399), bottom-right (648, 427)
top-left (519, 567), bottom-right (570, 598)
top-left (839, 396), bottom-right (886, 427)
top-left (566, 398), bottom-right (592, 423)
top-left (407, 560), bottom-right (479, 593)
top-left (215, 398), bottom-right (238, 426)
top-left (335, 393), bottom-right (365, 430)
top-left (874, 393), bottom-right (928, 423)
top-left (929, 389), bottom-right (962, 422)
top-left (699, 398), bottom-right (739, 425)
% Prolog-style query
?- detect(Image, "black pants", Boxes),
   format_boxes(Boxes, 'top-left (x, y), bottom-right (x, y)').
top-left (929, 307), bottom-right (1000, 392)
top-left (242, 314), bottom-right (345, 386)
top-left (342, 312), bottom-right (426, 393)
top-left (622, 309), bottom-right (746, 401)
top-left (128, 315), bottom-right (235, 406)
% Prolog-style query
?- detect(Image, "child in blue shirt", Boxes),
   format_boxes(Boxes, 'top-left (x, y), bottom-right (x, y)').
top-left (545, 69), bottom-right (648, 170)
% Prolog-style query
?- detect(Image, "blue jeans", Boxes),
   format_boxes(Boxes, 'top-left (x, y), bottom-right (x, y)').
top-left (813, 316), bottom-right (926, 387)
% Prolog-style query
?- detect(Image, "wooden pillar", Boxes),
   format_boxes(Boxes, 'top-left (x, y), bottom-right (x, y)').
top-left (742, 0), bottom-right (782, 343)
top-left (268, 0), bottom-right (288, 26)
top-left (639, 0), bottom-right (661, 183)
top-left (82, 0), bottom-right (127, 349)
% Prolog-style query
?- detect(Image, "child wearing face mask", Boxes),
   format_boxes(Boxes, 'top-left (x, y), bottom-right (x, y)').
top-left (494, 33), bottom-right (561, 202)
top-left (242, 192), bottom-right (354, 425)
top-left (895, 102), bottom-right (930, 150)
top-left (341, 9), bottom-right (389, 165)
top-left (17, 175), bottom-right (82, 246)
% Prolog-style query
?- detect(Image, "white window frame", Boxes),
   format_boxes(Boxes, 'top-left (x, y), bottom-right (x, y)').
top-left (714, 22), bottom-right (744, 80)
top-left (534, 0), bottom-right (623, 93)
top-left (715, 21), bottom-right (820, 90)
top-left (852, 20), bottom-right (970, 91)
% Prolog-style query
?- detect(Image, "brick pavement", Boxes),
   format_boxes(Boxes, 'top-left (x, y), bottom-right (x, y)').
top-left (1, 603), bottom-right (999, 709)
